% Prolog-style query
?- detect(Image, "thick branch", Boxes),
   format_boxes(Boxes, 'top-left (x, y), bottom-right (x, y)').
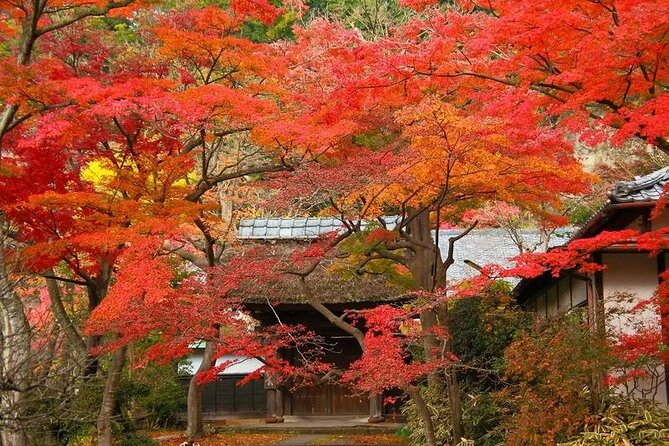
top-left (36, 1), bottom-right (134, 36)
top-left (45, 276), bottom-right (88, 359)
top-left (161, 241), bottom-right (209, 270)
top-left (42, 274), bottom-right (87, 286)
top-left (300, 279), bottom-right (365, 349)
top-left (185, 163), bottom-right (291, 202)
top-left (284, 228), bottom-right (353, 277)
top-left (443, 220), bottom-right (478, 271)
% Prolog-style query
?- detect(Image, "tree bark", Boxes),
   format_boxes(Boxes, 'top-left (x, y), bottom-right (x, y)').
top-left (405, 208), bottom-right (465, 445)
top-left (96, 346), bottom-right (127, 446)
top-left (186, 340), bottom-right (216, 437)
top-left (0, 217), bottom-right (31, 446)
top-left (406, 209), bottom-right (445, 391)
top-left (84, 264), bottom-right (112, 377)
top-left (45, 274), bottom-right (88, 358)
top-left (447, 367), bottom-right (463, 445)
top-left (406, 387), bottom-right (438, 446)
top-left (86, 266), bottom-right (119, 446)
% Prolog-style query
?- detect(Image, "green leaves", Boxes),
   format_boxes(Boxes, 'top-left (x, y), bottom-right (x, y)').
top-left (560, 400), bottom-right (669, 446)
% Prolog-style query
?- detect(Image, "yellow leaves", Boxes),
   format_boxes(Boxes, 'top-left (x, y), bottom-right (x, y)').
top-left (81, 159), bottom-right (115, 188)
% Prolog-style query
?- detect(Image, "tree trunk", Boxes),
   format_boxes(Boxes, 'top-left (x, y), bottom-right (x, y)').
top-left (447, 367), bottom-right (463, 445)
top-left (0, 295), bottom-right (31, 446)
top-left (85, 264), bottom-right (112, 377)
top-left (406, 387), bottom-right (438, 446)
top-left (46, 274), bottom-right (88, 358)
top-left (97, 346), bottom-right (127, 446)
top-left (0, 217), bottom-right (32, 446)
top-left (186, 340), bottom-right (216, 437)
top-left (438, 300), bottom-right (464, 446)
top-left (405, 208), bottom-right (464, 445)
top-left (0, 392), bottom-right (30, 446)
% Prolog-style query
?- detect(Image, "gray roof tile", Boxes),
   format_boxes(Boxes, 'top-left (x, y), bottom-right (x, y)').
top-left (265, 227), bottom-right (278, 237)
top-left (238, 217), bottom-right (573, 284)
top-left (608, 166), bottom-right (669, 203)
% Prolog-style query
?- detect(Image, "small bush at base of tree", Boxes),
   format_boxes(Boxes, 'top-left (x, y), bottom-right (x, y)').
top-left (559, 399), bottom-right (669, 446)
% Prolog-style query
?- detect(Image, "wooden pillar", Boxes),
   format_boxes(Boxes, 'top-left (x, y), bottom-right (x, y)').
top-left (275, 386), bottom-right (285, 422)
top-left (368, 393), bottom-right (384, 423)
top-left (264, 372), bottom-right (278, 423)
top-left (265, 389), bottom-right (277, 423)
top-left (657, 252), bottom-right (669, 401)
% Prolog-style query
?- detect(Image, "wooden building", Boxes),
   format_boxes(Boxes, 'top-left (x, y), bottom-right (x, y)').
top-left (515, 166), bottom-right (669, 404)
top-left (183, 218), bottom-right (565, 421)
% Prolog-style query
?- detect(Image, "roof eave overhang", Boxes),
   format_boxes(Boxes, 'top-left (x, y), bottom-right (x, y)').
top-left (574, 201), bottom-right (656, 239)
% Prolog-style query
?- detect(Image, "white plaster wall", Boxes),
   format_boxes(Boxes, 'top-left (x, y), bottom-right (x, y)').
top-left (180, 354), bottom-right (264, 376)
top-left (601, 252), bottom-right (667, 405)
top-left (601, 253), bottom-right (659, 334)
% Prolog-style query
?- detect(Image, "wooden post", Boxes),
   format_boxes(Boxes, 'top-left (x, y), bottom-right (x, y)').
top-left (276, 387), bottom-right (285, 422)
top-left (265, 389), bottom-right (277, 423)
top-left (368, 394), bottom-right (384, 423)
top-left (264, 373), bottom-right (278, 423)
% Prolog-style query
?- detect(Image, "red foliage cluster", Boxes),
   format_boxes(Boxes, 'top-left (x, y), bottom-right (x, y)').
top-left (342, 305), bottom-right (446, 395)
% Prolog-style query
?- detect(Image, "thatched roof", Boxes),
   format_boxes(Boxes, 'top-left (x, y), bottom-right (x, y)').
top-left (234, 240), bottom-right (406, 305)
top-left (235, 218), bottom-right (570, 305)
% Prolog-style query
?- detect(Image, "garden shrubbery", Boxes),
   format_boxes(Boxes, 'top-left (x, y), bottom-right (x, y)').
top-left (402, 297), bottom-right (667, 446)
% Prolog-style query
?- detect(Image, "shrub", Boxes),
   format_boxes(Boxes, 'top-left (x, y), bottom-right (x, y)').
top-left (560, 399), bottom-right (669, 446)
top-left (402, 386), bottom-right (453, 446)
top-left (117, 362), bottom-right (186, 430)
top-left (499, 311), bottom-right (611, 445)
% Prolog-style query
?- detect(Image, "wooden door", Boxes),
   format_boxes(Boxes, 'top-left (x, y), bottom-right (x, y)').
top-left (290, 384), bottom-right (367, 415)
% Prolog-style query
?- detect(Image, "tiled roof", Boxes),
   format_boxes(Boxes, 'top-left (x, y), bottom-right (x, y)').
top-left (608, 166), bottom-right (669, 203)
top-left (437, 228), bottom-right (572, 283)
top-left (238, 216), bottom-right (398, 239)
top-left (237, 217), bottom-right (573, 284)
top-left (571, 166), bottom-right (669, 239)
top-left (516, 167), bottom-right (669, 299)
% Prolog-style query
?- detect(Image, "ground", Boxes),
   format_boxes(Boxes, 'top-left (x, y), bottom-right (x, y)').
top-left (149, 430), bottom-right (407, 446)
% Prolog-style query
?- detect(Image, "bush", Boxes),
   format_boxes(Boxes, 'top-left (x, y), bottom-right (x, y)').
top-left (402, 386), bottom-right (453, 446)
top-left (560, 399), bottom-right (669, 446)
top-left (116, 362), bottom-right (186, 431)
top-left (499, 311), bottom-right (611, 445)
top-left (402, 295), bottom-right (529, 446)
top-left (449, 294), bottom-right (530, 387)
top-left (50, 377), bottom-right (105, 445)
top-left (461, 390), bottom-right (505, 446)
top-left (135, 364), bottom-right (186, 428)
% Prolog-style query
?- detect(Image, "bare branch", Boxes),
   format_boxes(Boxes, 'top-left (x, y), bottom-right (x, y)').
top-left (443, 220), bottom-right (478, 270)
top-left (36, 1), bottom-right (135, 36)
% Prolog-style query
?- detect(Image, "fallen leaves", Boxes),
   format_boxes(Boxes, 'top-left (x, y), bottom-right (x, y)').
top-left (151, 431), bottom-right (294, 446)
top-left (312, 433), bottom-right (408, 445)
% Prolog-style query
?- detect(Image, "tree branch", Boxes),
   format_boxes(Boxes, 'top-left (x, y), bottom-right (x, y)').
top-left (300, 278), bottom-right (365, 348)
top-left (36, 1), bottom-right (134, 36)
top-left (161, 241), bottom-right (210, 270)
top-left (41, 274), bottom-right (87, 286)
top-left (185, 163), bottom-right (292, 202)
top-left (443, 220), bottom-right (478, 271)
